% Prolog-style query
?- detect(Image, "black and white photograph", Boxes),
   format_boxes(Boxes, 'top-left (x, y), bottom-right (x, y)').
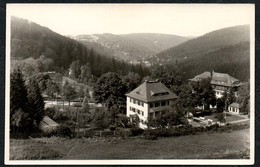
top-left (5, 4), bottom-right (255, 165)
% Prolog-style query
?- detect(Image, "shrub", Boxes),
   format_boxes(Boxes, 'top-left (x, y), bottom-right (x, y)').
top-left (130, 128), bottom-right (144, 136)
top-left (55, 126), bottom-right (73, 137)
top-left (43, 126), bottom-right (73, 138)
top-left (206, 123), bottom-right (220, 131)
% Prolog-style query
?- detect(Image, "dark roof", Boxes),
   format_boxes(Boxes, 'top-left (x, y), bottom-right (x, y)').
top-left (125, 80), bottom-right (178, 102)
top-left (229, 102), bottom-right (241, 109)
top-left (188, 71), bottom-right (242, 87)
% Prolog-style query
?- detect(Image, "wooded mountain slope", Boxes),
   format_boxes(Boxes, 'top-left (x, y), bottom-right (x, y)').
top-left (154, 25), bottom-right (250, 64)
top-left (179, 41), bottom-right (250, 81)
top-left (151, 25), bottom-right (250, 82)
top-left (11, 17), bottom-right (148, 77)
top-left (74, 33), bottom-right (190, 62)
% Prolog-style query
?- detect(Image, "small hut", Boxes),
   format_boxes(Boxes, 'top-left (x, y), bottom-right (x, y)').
top-left (39, 116), bottom-right (59, 132)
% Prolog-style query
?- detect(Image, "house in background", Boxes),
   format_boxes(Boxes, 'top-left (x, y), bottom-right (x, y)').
top-left (125, 80), bottom-right (178, 129)
top-left (188, 71), bottom-right (243, 98)
top-left (39, 116), bottom-right (60, 133)
top-left (228, 102), bottom-right (242, 114)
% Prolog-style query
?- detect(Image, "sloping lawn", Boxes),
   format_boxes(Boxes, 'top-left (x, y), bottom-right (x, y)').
top-left (10, 129), bottom-right (250, 160)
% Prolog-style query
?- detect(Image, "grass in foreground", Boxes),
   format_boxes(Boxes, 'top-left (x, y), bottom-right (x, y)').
top-left (10, 139), bottom-right (62, 160)
top-left (10, 129), bottom-right (250, 160)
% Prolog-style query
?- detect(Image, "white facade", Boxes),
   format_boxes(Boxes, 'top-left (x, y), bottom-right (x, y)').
top-left (126, 97), bottom-right (149, 129)
top-left (228, 106), bottom-right (240, 114)
top-left (126, 97), bottom-right (175, 129)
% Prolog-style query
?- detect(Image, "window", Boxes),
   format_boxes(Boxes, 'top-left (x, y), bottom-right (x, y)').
top-left (132, 108), bottom-right (136, 112)
top-left (130, 98), bottom-right (132, 103)
top-left (155, 102), bottom-right (160, 107)
top-left (141, 111), bottom-right (144, 116)
top-left (137, 100), bottom-right (140, 105)
top-left (167, 101), bottom-right (169, 105)
top-left (150, 103), bottom-right (154, 108)
top-left (133, 99), bottom-right (136, 104)
top-left (130, 107), bottom-right (132, 111)
top-left (161, 101), bottom-right (166, 106)
top-left (137, 110), bottom-right (140, 115)
top-left (141, 102), bottom-right (144, 107)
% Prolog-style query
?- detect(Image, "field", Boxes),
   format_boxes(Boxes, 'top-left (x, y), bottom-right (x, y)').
top-left (10, 129), bottom-right (250, 160)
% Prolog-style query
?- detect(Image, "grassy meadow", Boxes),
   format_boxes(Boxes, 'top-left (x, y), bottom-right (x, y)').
top-left (10, 129), bottom-right (250, 160)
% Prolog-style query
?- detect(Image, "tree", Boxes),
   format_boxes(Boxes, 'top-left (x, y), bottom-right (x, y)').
top-left (46, 80), bottom-right (60, 101)
top-left (192, 78), bottom-right (216, 110)
top-left (63, 81), bottom-right (77, 106)
top-left (92, 108), bottom-right (111, 130)
top-left (82, 95), bottom-right (90, 113)
top-left (77, 85), bottom-right (86, 100)
top-left (32, 73), bottom-right (52, 93)
top-left (150, 64), bottom-right (182, 90)
top-left (27, 78), bottom-right (45, 125)
top-left (237, 83), bottom-right (250, 115)
top-left (10, 69), bottom-right (32, 134)
top-left (177, 84), bottom-right (197, 109)
top-left (69, 60), bottom-right (81, 78)
top-left (216, 98), bottom-right (225, 113)
top-left (93, 72), bottom-right (127, 111)
top-left (79, 64), bottom-right (92, 84)
top-left (123, 72), bottom-right (142, 92)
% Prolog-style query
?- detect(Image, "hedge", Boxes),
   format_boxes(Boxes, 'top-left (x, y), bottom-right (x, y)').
top-left (143, 123), bottom-right (249, 139)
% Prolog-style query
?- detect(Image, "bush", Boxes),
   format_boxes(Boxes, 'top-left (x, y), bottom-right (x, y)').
top-left (43, 126), bottom-right (73, 138)
top-left (206, 123), bottom-right (220, 131)
top-left (130, 128), bottom-right (144, 136)
top-left (55, 126), bottom-right (73, 137)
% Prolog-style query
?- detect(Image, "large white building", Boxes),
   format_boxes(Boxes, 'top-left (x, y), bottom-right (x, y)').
top-left (125, 80), bottom-right (178, 129)
top-left (188, 71), bottom-right (243, 98)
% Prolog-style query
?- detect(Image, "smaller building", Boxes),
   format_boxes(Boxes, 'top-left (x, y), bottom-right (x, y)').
top-left (39, 116), bottom-right (59, 132)
top-left (228, 102), bottom-right (241, 114)
top-left (188, 71), bottom-right (243, 98)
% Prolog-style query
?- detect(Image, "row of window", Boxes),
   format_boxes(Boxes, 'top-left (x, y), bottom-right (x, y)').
top-left (229, 107), bottom-right (239, 113)
top-left (150, 101), bottom-right (169, 108)
top-left (149, 110), bottom-right (167, 117)
top-left (129, 98), bottom-right (144, 107)
top-left (130, 106), bottom-right (144, 116)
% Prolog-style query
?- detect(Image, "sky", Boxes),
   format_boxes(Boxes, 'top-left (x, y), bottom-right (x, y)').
top-left (7, 4), bottom-right (254, 37)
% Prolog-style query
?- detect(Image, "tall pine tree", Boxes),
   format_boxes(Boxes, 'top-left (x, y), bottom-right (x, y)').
top-left (10, 68), bottom-right (32, 134)
top-left (27, 78), bottom-right (45, 126)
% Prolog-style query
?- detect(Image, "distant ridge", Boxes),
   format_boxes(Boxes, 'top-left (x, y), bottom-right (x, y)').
top-left (151, 25), bottom-right (250, 82)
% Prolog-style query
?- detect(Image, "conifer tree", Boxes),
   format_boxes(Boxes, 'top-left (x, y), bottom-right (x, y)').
top-left (10, 68), bottom-right (32, 133)
top-left (27, 78), bottom-right (45, 125)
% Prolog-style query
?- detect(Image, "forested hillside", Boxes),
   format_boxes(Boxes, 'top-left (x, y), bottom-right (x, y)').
top-left (150, 25), bottom-right (250, 82)
top-left (11, 17), bottom-right (149, 77)
top-left (74, 33), bottom-right (190, 62)
top-left (179, 41), bottom-right (250, 81)
top-left (153, 25), bottom-right (250, 64)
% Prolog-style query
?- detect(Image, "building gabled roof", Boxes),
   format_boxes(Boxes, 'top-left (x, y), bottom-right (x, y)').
top-left (188, 71), bottom-right (242, 87)
top-left (125, 80), bottom-right (178, 103)
top-left (229, 102), bottom-right (242, 109)
top-left (39, 116), bottom-right (59, 129)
